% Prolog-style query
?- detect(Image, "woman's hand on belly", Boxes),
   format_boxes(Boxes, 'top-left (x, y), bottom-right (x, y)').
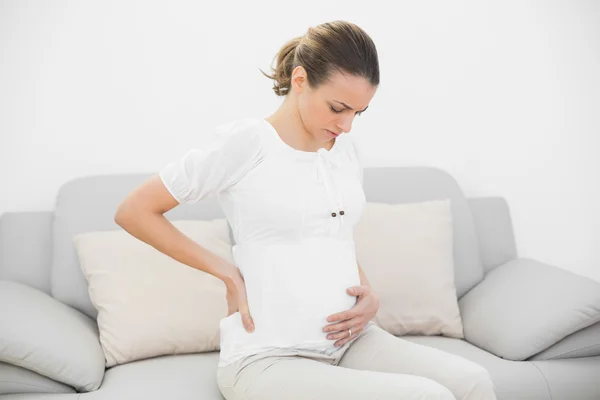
top-left (322, 284), bottom-right (380, 347)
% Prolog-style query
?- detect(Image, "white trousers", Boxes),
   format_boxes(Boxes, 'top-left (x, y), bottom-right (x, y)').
top-left (217, 324), bottom-right (498, 399)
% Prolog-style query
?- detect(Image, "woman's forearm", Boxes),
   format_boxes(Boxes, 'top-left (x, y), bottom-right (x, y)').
top-left (115, 211), bottom-right (237, 285)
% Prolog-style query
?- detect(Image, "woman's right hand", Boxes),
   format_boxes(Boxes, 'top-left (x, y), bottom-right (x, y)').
top-left (224, 267), bottom-right (255, 334)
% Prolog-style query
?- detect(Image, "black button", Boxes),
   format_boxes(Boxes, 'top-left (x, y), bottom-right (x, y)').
top-left (331, 212), bottom-right (337, 217)
top-left (339, 210), bottom-right (345, 215)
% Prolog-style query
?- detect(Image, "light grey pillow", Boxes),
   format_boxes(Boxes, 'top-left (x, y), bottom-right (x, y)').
top-left (0, 362), bottom-right (76, 395)
top-left (0, 280), bottom-right (105, 391)
top-left (460, 258), bottom-right (600, 360)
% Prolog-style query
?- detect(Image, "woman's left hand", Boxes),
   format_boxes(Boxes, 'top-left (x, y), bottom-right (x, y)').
top-left (323, 285), bottom-right (379, 347)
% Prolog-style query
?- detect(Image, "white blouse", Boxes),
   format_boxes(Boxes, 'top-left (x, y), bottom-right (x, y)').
top-left (159, 117), bottom-right (369, 368)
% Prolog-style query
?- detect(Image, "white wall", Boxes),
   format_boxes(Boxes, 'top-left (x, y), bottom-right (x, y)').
top-left (1, 1), bottom-right (598, 282)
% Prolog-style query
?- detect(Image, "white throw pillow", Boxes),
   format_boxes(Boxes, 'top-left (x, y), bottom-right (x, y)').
top-left (353, 199), bottom-right (464, 338)
top-left (74, 219), bottom-right (232, 367)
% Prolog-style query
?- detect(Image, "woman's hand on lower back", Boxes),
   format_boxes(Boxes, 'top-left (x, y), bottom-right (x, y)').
top-left (224, 268), bottom-right (255, 334)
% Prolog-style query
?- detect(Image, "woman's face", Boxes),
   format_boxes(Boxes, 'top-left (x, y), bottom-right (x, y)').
top-left (294, 67), bottom-right (377, 143)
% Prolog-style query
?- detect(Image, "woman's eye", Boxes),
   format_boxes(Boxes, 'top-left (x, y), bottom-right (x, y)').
top-left (329, 106), bottom-right (364, 117)
top-left (330, 105), bottom-right (364, 116)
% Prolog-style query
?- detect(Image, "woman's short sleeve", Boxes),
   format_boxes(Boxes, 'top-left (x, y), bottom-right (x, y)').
top-left (159, 120), bottom-right (264, 204)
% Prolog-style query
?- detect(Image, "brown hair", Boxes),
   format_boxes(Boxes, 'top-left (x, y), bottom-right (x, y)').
top-left (260, 20), bottom-right (380, 96)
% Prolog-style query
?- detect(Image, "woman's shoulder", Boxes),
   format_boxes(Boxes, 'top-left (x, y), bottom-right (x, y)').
top-left (211, 117), bottom-right (273, 151)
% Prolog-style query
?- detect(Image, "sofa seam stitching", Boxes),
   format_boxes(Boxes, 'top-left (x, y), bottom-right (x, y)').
top-left (530, 361), bottom-right (553, 400)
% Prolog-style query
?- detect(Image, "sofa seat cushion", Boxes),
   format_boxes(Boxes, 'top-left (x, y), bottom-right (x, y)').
top-left (82, 352), bottom-right (223, 400)
top-left (0, 353), bottom-right (223, 399)
top-left (400, 335), bottom-right (549, 399)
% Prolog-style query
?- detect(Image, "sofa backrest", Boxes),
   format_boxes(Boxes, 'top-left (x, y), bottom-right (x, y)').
top-left (0, 211), bottom-right (54, 294)
top-left (1, 166), bottom-right (491, 319)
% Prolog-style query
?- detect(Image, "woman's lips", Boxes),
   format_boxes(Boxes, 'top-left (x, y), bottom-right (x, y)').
top-left (326, 129), bottom-right (339, 138)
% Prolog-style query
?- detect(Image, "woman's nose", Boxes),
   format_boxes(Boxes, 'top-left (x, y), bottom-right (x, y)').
top-left (337, 115), bottom-right (354, 133)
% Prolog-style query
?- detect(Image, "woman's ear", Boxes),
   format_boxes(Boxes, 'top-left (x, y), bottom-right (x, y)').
top-left (291, 65), bottom-right (308, 94)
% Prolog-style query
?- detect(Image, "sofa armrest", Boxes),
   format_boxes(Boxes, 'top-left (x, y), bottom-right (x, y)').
top-left (0, 280), bottom-right (105, 392)
top-left (458, 258), bottom-right (600, 361)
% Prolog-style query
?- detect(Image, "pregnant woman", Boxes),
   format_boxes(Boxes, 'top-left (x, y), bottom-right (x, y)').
top-left (116, 20), bottom-right (497, 400)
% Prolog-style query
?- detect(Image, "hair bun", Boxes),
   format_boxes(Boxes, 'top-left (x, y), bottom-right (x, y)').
top-left (259, 20), bottom-right (379, 97)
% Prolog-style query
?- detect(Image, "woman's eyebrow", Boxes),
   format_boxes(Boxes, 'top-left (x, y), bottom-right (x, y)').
top-left (333, 100), bottom-right (369, 112)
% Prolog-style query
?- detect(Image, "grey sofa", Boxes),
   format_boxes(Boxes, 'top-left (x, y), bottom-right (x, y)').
top-left (1, 167), bottom-right (600, 400)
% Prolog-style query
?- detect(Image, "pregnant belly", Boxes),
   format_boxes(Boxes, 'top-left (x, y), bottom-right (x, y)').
top-left (228, 237), bottom-right (361, 348)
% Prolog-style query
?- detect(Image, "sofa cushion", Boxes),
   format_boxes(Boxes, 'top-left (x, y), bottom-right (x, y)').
top-left (0, 362), bottom-right (76, 395)
top-left (460, 258), bottom-right (600, 360)
top-left (82, 352), bottom-right (223, 400)
top-left (0, 281), bottom-right (105, 392)
top-left (401, 335), bottom-right (550, 400)
top-left (51, 174), bottom-right (226, 319)
top-left (528, 320), bottom-right (600, 360)
top-left (362, 167), bottom-right (484, 298)
top-left (74, 219), bottom-right (232, 367)
top-left (354, 199), bottom-right (463, 338)
top-left (0, 353), bottom-right (224, 400)
top-left (527, 356), bottom-right (600, 399)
